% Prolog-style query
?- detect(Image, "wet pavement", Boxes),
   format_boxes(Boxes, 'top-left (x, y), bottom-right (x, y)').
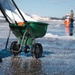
top-left (0, 37), bottom-right (75, 75)
top-left (0, 21), bottom-right (75, 75)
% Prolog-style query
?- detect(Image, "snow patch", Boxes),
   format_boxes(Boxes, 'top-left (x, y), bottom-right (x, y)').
top-left (45, 33), bottom-right (75, 40)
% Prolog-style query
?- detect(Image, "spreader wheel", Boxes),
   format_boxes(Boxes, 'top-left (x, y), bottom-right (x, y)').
top-left (31, 43), bottom-right (43, 58)
top-left (10, 41), bottom-right (22, 56)
top-left (0, 58), bottom-right (2, 62)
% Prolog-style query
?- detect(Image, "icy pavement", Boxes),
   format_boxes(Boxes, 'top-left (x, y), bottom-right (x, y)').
top-left (0, 36), bottom-right (75, 75)
top-left (0, 21), bottom-right (75, 75)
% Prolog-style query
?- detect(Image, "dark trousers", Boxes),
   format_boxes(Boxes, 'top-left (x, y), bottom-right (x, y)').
top-left (69, 19), bottom-right (74, 36)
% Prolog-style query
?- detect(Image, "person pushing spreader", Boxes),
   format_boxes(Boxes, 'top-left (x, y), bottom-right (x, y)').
top-left (0, 0), bottom-right (48, 58)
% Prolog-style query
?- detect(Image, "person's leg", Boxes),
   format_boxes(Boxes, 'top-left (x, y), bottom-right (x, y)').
top-left (69, 21), bottom-right (74, 36)
top-left (69, 27), bottom-right (73, 36)
top-left (65, 27), bottom-right (69, 36)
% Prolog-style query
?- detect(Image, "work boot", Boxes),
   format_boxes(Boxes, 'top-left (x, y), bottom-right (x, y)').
top-left (70, 33), bottom-right (73, 36)
top-left (0, 58), bottom-right (2, 62)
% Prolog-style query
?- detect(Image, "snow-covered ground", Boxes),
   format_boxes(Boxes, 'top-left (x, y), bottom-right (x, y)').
top-left (0, 20), bottom-right (75, 75)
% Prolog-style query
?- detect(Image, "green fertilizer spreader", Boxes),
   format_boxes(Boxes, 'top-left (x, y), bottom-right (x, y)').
top-left (0, 0), bottom-right (48, 58)
top-left (9, 21), bottom-right (48, 58)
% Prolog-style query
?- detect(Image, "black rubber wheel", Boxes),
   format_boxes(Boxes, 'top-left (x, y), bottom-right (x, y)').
top-left (24, 45), bottom-right (30, 53)
top-left (31, 43), bottom-right (43, 58)
top-left (10, 41), bottom-right (22, 56)
top-left (0, 58), bottom-right (2, 62)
